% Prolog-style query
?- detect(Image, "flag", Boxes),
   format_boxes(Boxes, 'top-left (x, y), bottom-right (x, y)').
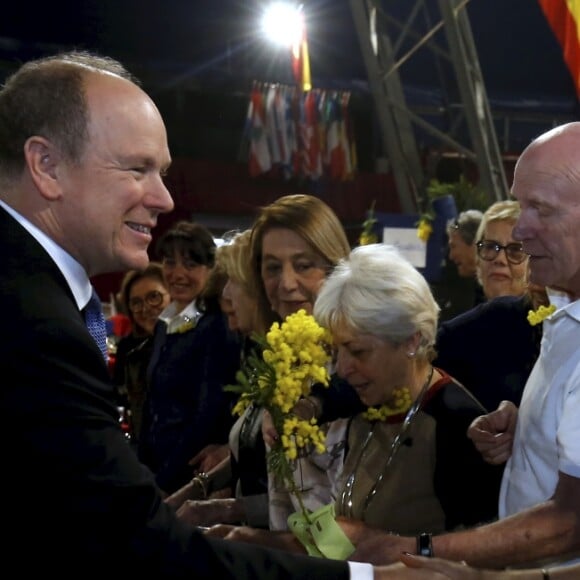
top-left (325, 94), bottom-right (346, 180)
top-left (265, 85), bottom-right (282, 165)
top-left (300, 90), bottom-right (322, 179)
top-left (247, 86), bottom-right (272, 177)
top-left (291, 9), bottom-right (312, 92)
top-left (538, 0), bottom-right (580, 97)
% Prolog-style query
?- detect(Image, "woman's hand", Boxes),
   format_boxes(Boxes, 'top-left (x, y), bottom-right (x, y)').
top-left (189, 443), bottom-right (230, 473)
top-left (261, 408), bottom-right (278, 448)
top-left (176, 498), bottom-right (242, 527)
top-left (262, 397), bottom-right (321, 448)
top-left (164, 479), bottom-right (204, 510)
top-left (205, 524), bottom-right (305, 553)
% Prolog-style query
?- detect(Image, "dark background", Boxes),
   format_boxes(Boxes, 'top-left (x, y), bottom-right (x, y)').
top-left (1, 0), bottom-right (578, 307)
top-left (1, 0), bottom-right (578, 163)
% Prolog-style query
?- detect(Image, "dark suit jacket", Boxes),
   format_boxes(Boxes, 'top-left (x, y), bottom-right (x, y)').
top-left (139, 308), bottom-right (241, 494)
top-left (434, 294), bottom-right (542, 412)
top-left (0, 206), bottom-right (349, 578)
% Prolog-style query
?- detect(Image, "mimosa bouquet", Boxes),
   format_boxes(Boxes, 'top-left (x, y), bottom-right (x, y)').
top-left (227, 309), bottom-right (356, 559)
top-left (226, 309), bottom-right (331, 519)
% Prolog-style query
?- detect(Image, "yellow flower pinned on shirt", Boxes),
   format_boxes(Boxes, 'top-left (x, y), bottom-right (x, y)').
top-left (416, 216), bottom-right (433, 242)
top-left (527, 304), bottom-right (556, 326)
top-left (174, 319), bottom-right (197, 333)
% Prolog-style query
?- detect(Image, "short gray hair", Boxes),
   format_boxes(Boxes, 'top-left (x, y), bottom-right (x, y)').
top-left (446, 209), bottom-right (484, 245)
top-left (314, 244), bottom-right (440, 360)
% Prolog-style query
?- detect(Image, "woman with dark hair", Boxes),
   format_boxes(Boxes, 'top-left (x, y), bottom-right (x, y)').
top-left (166, 230), bottom-right (272, 527)
top-left (138, 221), bottom-right (241, 495)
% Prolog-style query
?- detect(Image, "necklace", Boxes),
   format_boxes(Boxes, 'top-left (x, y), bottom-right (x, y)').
top-left (362, 387), bottom-right (413, 421)
top-left (339, 365), bottom-right (434, 519)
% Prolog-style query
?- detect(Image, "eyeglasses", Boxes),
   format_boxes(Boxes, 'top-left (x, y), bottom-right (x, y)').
top-left (128, 290), bottom-right (167, 313)
top-left (476, 240), bottom-right (527, 265)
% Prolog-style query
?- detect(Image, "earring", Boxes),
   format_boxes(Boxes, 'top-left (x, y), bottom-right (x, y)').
top-left (407, 351), bottom-right (416, 358)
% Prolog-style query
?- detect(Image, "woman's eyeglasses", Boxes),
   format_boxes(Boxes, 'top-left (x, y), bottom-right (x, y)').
top-left (476, 240), bottom-right (527, 265)
top-left (128, 290), bottom-right (167, 313)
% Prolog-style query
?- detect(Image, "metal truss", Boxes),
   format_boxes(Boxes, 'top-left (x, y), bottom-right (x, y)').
top-left (349, 0), bottom-right (508, 213)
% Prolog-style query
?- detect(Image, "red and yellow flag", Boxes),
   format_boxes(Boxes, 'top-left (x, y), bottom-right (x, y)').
top-left (291, 10), bottom-right (312, 92)
top-left (538, 0), bottom-right (580, 97)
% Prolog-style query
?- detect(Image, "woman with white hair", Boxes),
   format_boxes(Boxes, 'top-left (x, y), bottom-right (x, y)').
top-left (312, 243), bottom-right (501, 532)
top-left (209, 244), bottom-right (502, 553)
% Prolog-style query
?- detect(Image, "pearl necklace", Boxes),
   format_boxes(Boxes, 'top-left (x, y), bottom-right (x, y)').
top-left (339, 365), bottom-right (434, 519)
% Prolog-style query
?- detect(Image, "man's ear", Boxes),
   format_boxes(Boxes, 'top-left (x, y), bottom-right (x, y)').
top-left (24, 136), bottom-right (63, 201)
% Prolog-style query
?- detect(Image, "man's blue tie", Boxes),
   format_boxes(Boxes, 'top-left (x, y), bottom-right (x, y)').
top-left (84, 288), bottom-right (109, 362)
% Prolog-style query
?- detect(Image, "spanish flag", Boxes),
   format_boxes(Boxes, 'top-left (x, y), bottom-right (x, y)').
top-left (538, 0), bottom-right (580, 97)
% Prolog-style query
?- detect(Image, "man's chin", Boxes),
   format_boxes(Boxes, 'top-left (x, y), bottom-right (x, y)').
top-left (121, 251), bottom-right (150, 273)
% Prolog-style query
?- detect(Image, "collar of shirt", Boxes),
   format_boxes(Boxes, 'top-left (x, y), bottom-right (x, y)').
top-left (546, 287), bottom-right (580, 324)
top-left (0, 199), bottom-right (92, 309)
top-left (160, 300), bottom-right (203, 334)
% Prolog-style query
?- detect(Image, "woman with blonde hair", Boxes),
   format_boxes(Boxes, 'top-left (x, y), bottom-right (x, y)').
top-left (249, 193), bottom-right (351, 322)
top-left (247, 194), bottom-right (355, 526)
top-left (475, 200), bottom-right (528, 300)
top-left (171, 195), bottom-right (353, 529)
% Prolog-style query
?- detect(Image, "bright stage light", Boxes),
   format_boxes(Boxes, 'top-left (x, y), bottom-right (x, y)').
top-left (261, 2), bottom-right (304, 48)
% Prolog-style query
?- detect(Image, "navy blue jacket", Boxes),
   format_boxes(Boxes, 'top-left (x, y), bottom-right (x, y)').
top-left (434, 294), bottom-right (542, 411)
top-left (140, 309), bottom-right (241, 494)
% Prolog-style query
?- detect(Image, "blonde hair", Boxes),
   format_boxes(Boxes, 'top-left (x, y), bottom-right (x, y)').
top-left (475, 200), bottom-right (521, 244)
top-left (216, 230), bottom-right (269, 334)
top-left (475, 199), bottom-right (527, 295)
top-left (249, 194), bottom-right (351, 324)
top-left (217, 230), bottom-right (253, 289)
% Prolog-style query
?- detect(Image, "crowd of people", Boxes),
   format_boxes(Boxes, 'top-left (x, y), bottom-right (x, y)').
top-left (4, 48), bottom-right (580, 580)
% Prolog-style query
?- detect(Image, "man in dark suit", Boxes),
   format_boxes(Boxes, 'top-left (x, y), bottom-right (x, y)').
top-left (0, 50), bottom-right (405, 578)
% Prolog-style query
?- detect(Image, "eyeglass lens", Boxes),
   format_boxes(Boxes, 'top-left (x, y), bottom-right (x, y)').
top-left (129, 290), bottom-right (165, 312)
top-left (477, 240), bottom-right (527, 264)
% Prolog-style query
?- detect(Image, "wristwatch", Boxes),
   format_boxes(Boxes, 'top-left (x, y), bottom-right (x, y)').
top-left (416, 532), bottom-right (434, 557)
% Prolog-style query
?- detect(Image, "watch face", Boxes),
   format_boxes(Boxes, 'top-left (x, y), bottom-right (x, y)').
top-left (417, 533), bottom-right (433, 557)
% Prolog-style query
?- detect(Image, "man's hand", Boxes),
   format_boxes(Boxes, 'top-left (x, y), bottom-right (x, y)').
top-left (373, 561), bottom-right (449, 579)
top-left (398, 553), bottom-right (510, 579)
top-left (467, 400), bottom-right (518, 465)
top-left (336, 517), bottom-right (414, 565)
